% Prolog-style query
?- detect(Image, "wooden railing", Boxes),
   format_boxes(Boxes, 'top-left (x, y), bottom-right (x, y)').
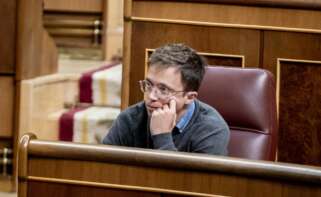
top-left (18, 133), bottom-right (321, 197)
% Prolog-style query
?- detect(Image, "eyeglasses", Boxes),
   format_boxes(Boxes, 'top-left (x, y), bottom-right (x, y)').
top-left (139, 80), bottom-right (185, 99)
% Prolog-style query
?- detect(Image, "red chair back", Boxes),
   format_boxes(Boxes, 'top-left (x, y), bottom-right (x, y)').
top-left (198, 66), bottom-right (277, 161)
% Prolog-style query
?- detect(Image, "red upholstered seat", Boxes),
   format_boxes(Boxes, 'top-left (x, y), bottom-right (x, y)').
top-left (198, 66), bottom-right (277, 161)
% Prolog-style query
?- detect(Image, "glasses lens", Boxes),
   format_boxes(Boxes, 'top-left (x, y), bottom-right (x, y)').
top-left (138, 80), bottom-right (176, 100)
top-left (139, 80), bottom-right (145, 92)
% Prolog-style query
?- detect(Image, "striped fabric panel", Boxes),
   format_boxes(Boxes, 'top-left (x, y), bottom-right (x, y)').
top-left (92, 64), bottom-right (122, 106)
top-left (73, 107), bottom-right (120, 143)
top-left (60, 62), bottom-right (122, 142)
top-left (59, 107), bottom-right (88, 141)
top-left (79, 62), bottom-right (120, 103)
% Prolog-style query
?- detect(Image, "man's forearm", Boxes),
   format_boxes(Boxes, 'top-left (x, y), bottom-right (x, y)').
top-left (151, 133), bottom-right (177, 151)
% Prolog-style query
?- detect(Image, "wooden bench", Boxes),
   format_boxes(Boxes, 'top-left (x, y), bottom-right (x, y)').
top-left (18, 133), bottom-right (321, 197)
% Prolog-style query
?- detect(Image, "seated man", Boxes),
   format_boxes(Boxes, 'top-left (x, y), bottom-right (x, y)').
top-left (103, 43), bottom-right (230, 155)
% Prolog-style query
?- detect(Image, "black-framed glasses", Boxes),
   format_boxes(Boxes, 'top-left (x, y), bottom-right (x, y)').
top-left (139, 80), bottom-right (185, 99)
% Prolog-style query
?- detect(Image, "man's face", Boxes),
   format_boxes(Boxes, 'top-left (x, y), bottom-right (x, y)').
top-left (143, 65), bottom-right (195, 118)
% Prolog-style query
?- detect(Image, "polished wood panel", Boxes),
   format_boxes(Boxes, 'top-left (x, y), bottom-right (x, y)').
top-left (0, 177), bottom-right (13, 192)
top-left (28, 181), bottom-right (160, 197)
top-left (128, 22), bottom-right (260, 105)
top-left (16, 0), bottom-right (42, 80)
top-left (145, 49), bottom-right (244, 68)
top-left (264, 31), bottom-right (321, 165)
top-left (43, 12), bottom-right (102, 48)
top-left (43, 0), bottom-right (103, 12)
top-left (121, 0), bottom-right (133, 109)
top-left (206, 56), bottom-right (243, 67)
top-left (0, 1), bottom-right (16, 73)
top-left (123, 0), bottom-right (321, 166)
top-left (278, 60), bottom-right (321, 166)
top-left (263, 31), bottom-right (321, 75)
top-left (42, 0), bottom-right (122, 59)
top-left (134, 0), bottom-right (321, 10)
top-left (0, 139), bottom-right (12, 149)
top-left (16, 0), bottom-right (58, 80)
top-left (11, 0), bottom-right (58, 190)
top-left (132, 1), bottom-right (321, 31)
top-left (0, 77), bottom-right (14, 137)
top-left (18, 134), bottom-right (321, 197)
top-left (0, 0), bottom-right (59, 191)
top-left (41, 31), bottom-right (58, 76)
top-left (103, 0), bottom-right (124, 60)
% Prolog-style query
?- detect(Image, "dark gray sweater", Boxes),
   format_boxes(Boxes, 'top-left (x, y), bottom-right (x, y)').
top-left (103, 100), bottom-right (230, 155)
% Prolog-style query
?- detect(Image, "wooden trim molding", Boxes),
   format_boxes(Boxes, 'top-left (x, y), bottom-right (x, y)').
top-left (18, 133), bottom-right (37, 197)
top-left (144, 48), bottom-right (245, 78)
top-left (276, 58), bottom-right (321, 120)
top-left (24, 136), bottom-right (321, 184)
top-left (198, 52), bottom-right (245, 68)
top-left (133, 0), bottom-right (321, 10)
top-left (22, 176), bottom-right (222, 197)
top-left (124, 0), bottom-right (132, 18)
top-left (121, 0), bottom-right (133, 110)
top-left (128, 16), bottom-right (321, 34)
top-left (144, 49), bottom-right (152, 77)
top-left (21, 73), bottom-right (80, 88)
top-left (18, 134), bottom-right (36, 180)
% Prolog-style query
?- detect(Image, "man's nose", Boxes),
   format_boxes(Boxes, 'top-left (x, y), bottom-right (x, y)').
top-left (147, 88), bottom-right (160, 100)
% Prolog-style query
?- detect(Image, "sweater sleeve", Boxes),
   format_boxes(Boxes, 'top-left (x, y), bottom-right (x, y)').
top-left (192, 123), bottom-right (230, 155)
top-left (102, 112), bottom-right (131, 146)
top-left (151, 133), bottom-right (178, 151)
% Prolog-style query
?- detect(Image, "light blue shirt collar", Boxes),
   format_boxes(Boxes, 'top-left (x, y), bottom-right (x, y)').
top-left (176, 101), bottom-right (195, 133)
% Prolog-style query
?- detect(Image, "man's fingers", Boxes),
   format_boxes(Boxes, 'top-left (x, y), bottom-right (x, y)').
top-left (150, 99), bottom-right (177, 135)
top-left (155, 108), bottom-right (162, 114)
top-left (163, 104), bottom-right (169, 111)
top-left (169, 99), bottom-right (176, 113)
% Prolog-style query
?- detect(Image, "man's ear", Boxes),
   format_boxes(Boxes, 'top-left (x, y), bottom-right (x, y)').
top-left (185, 91), bottom-right (198, 104)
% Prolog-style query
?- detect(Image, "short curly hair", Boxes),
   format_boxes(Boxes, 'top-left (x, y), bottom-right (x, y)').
top-left (148, 43), bottom-right (206, 91)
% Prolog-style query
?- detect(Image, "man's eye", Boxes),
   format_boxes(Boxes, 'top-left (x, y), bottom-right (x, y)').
top-left (145, 81), bottom-right (152, 87)
top-left (158, 86), bottom-right (169, 94)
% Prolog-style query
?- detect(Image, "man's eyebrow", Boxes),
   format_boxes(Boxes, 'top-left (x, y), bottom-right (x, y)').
top-left (145, 78), bottom-right (154, 85)
top-left (145, 77), bottom-right (175, 91)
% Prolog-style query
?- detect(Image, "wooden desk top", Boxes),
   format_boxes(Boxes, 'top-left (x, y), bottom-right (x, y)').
top-left (133, 0), bottom-right (321, 10)
top-left (20, 133), bottom-right (321, 185)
